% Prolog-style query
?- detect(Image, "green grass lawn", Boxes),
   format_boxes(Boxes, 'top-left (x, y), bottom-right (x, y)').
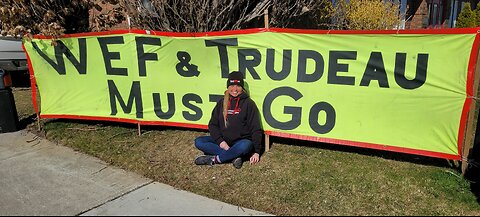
top-left (12, 88), bottom-right (480, 215)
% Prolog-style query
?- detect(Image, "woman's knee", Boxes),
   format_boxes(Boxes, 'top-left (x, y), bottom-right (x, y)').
top-left (236, 139), bottom-right (253, 153)
top-left (194, 136), bottom-right (211, 149)
top-left (194, 137), bottom-right (204, 149)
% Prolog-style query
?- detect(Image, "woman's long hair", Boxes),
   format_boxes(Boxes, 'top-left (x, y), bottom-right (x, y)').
top-left (223, 90), bottom-right (230, 128)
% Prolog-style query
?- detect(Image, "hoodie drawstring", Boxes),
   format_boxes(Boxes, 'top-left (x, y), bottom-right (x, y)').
top-left (234, 97), bottom-right (240, 113)
top-left (225, 97), bottom-right (240, 122)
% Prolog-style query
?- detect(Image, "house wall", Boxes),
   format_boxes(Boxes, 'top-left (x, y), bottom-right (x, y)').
top-left (405, 0), bottom-right (480, 29)
top-left (405, 0), bottom-right (430, 29)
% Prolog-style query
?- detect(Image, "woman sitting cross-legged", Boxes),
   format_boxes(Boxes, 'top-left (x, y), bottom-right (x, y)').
top-left (194, 71), bottom-right (263, 169)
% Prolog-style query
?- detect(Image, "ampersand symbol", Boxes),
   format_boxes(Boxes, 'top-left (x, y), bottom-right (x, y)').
top-left (176, 51), bottom-right (200, 77)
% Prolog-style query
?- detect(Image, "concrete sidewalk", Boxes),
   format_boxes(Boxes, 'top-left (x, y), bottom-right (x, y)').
top-left (0, 130), bottom-right (272, 216)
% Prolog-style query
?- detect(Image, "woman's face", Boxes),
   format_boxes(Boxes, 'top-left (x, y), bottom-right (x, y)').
top-left (228, 85), bottom-right (243, 97)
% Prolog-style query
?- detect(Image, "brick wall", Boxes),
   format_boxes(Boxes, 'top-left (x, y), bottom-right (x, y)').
top-left (405, 0), bottom-right (429, 29)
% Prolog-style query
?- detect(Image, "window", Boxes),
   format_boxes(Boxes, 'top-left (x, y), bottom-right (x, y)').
top-left (427, 0), bottom-right (444, 28)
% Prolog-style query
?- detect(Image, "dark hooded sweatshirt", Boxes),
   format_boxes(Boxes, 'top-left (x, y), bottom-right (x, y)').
top-left (208, 92), bottom-right (263, 154)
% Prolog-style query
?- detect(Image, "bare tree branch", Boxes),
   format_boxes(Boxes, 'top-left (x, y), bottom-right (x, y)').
top-left (121, 0), bottom-right (333, 32)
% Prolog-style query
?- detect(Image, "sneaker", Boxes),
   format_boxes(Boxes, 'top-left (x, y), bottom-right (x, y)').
top-left (195, 155), bottom-right (214, 166)
top-left (232, 157), bottom-right (243, 169)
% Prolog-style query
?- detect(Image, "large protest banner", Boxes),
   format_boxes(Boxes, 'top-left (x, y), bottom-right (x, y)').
top-left (23, 28), bottom-right (480, 160)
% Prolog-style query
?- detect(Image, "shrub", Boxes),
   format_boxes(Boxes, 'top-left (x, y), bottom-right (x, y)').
top-left (456, 3), bottom-right (477, 28)
top-left (331, 0), bottom-right (401, 30)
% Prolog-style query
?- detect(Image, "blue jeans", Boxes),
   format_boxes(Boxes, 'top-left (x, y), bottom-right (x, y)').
top-left (194, 136), bottom-right (253, 163)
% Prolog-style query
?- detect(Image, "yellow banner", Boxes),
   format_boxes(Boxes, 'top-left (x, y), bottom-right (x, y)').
top-left (23, 29), bottom-right (480, 159)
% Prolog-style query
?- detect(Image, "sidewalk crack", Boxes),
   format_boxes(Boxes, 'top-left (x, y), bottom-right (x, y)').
top-left (76, 180), bottom-right (154, 216)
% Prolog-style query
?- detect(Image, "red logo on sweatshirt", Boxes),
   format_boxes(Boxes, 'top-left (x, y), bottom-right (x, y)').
top-left (227, 108), bottom-right (241, 115)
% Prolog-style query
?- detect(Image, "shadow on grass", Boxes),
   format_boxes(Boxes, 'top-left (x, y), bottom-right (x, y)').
top-left (18, 114), bottom-right (37, 130)
top-left (467, 171), bottom-right (480, 204)
top-left (465, 150), bottom-right (480, 204)
top-left (40, 118), bottom-right (454, 169)
top-left (464, 114), bottom-right (480, 204)
top-left (270, 136), bottom-right (453, 169)
top-left (471, 182), bottom-right (480, 204)
top-left (465, 143), bottom-right (480, 204)
top-left (40, 118), bottom-right (208, 134)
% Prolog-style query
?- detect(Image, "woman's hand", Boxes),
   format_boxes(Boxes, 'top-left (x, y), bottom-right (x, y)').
top-left (219, 141), bottom-right (230, 150)
top-left (249, 153), bottom-right (260, 164)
